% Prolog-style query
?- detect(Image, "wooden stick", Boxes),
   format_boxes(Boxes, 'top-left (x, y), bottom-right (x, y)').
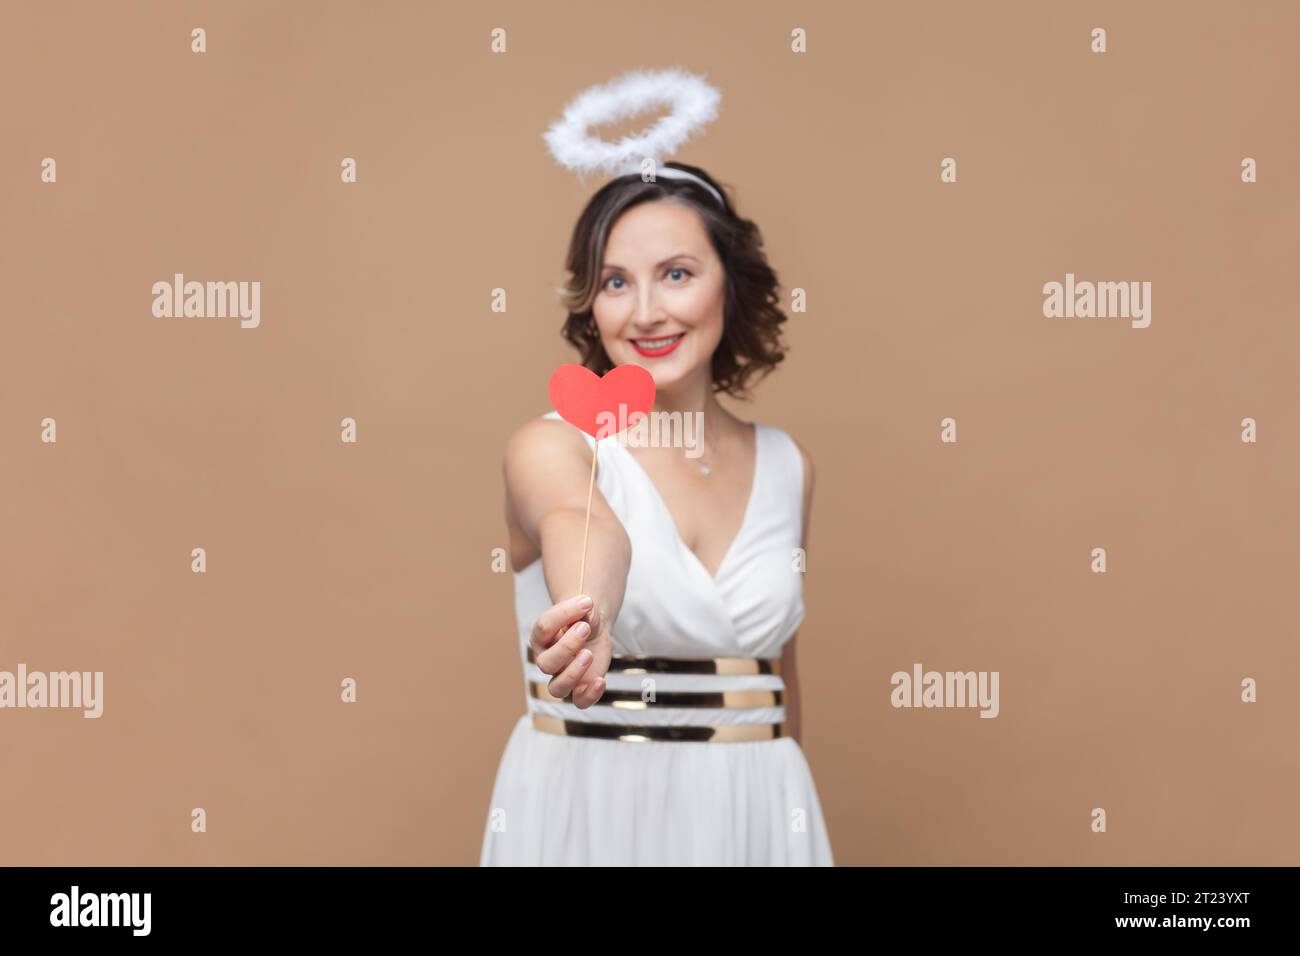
top-left (577, 441), bottom-right (598, 595)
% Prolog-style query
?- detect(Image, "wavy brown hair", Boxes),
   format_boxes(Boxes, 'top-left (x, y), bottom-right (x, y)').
top-left (558, 162), bottom-right (788, 400)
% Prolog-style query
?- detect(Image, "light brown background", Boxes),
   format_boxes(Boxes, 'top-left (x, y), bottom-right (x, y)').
top-left (2, 1), bottom-right (1297, 866)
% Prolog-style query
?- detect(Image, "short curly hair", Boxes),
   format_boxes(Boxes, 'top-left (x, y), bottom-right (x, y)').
top-left (557, 162), bottom-right (789, 400)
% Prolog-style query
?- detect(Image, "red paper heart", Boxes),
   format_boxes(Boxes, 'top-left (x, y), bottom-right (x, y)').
top-left (548, 363), bottom-right (656, 439)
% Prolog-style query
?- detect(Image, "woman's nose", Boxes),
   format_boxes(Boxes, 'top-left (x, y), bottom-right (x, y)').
top-left (633, 287), bottom-right (665, 326)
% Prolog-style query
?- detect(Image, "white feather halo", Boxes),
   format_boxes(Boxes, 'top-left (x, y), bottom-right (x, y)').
top-left (543, 67), bottom-right (721, 178)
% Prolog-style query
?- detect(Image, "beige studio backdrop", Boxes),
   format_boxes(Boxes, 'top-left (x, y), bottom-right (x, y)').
top-left (2, 1), bottom-right (1298, 866)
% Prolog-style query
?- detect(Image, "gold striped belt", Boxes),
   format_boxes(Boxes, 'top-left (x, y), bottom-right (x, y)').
top-left (525, 646), bottom-right (782, 676)
top-left (528, 681), bottom-right (783, 708)
top-left (524, 648), bottom-right (787, 743)
top-left (531, 713), bottom-right (786, 743)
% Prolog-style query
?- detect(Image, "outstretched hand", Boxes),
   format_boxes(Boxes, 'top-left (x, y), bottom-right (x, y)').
top-left (529, 594), bottom-right (611, 709)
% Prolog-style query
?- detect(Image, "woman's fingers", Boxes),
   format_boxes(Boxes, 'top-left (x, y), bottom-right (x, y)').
top-left (570, 672), bottom-right (607, 710)
top-left (529, 595), bottom-right (611, 707)
top-left (546, 641), bottom-right (599, 700)
top-left (529, 595), bottom-right (593, 657)
top-left (570, 639), bottom-right (611, 710)
top-left (535, 618), bottom-right (591, 678)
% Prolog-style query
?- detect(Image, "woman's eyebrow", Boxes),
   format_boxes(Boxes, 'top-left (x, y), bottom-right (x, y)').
top-left (602, 254), bottom-right (701, 272)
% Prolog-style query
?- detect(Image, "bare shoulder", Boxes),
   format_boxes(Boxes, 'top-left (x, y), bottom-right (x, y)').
top-left (504, 415), bottom-right (589, 475)
top-left (503, 415), bottom-right (607, 527)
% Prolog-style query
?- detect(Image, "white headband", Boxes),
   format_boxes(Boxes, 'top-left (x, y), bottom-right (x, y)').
top-left (543, 67), bottom-right (725, 206)
top-left (631, 163), bottom-right (725, 206)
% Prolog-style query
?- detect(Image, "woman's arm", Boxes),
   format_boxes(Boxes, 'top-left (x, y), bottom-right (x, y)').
top-left (504, 417), bottom-right (632, 707)
top-left (781, 437), bottom-right (815, 744)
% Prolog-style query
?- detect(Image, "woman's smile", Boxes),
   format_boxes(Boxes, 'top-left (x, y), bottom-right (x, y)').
top-left (630, 331), bottom-right (686, 357)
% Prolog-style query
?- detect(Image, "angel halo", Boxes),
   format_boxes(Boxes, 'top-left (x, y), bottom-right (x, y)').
top-left (542, 67), bottom-right (725, 206)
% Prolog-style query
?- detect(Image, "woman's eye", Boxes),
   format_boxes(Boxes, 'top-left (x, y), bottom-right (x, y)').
top-left (603, 275), bottom-right (625, 291)
top-left (667, 267), bottom-right (691, 282)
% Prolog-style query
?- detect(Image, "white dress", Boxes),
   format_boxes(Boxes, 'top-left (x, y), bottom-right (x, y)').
top-left (480, 411), bottom-right (835, 865)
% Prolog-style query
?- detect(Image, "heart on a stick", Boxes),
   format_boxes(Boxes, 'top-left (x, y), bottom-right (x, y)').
top-left (548, 363), bottom-right (656, 439)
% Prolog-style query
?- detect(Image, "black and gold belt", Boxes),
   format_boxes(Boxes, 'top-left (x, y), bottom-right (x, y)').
top-left (524, 647), bottom-right (787, 743)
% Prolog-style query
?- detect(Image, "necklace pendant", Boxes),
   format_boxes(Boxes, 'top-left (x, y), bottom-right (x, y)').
top-left (700, 462), bottom-right (711, 476)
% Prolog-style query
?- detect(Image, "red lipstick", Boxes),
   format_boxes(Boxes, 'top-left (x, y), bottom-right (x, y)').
top-left (630, 332), bottom-right (686, 357)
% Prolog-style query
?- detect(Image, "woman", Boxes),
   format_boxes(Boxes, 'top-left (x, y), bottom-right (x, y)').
top-left (481, 162), bottom-right (834, 865)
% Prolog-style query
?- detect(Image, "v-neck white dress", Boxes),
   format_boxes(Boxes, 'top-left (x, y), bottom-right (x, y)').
top-left (480, 411), bottom-right (835, 865)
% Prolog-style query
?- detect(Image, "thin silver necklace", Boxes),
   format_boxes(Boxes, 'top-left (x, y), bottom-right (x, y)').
top-left (696, 410), bottom-right (719, 476)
